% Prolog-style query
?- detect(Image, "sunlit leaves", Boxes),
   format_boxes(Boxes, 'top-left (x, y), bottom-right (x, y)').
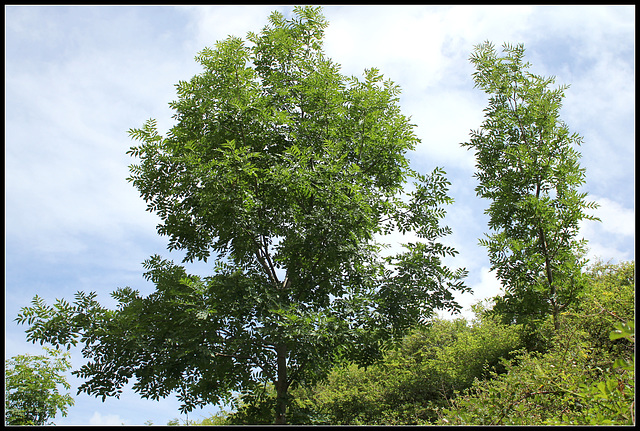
top-left (438, 315), bottom-right (635, 426)
top-left (5, 348), bottom-right (75, 425)
top-left (464, 42), bottom-right (599, 329)
top-left (305, 314), bottom-right (523, 425)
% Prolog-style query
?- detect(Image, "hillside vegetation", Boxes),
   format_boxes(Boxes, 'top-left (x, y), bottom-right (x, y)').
top-left (190, 260), bottom-right (634, 425)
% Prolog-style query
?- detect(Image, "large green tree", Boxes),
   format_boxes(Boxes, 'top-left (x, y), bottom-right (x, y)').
top-left (17, 7), bottom-right (466, 424)
top-left (463, 42), bottom-right (598, 331)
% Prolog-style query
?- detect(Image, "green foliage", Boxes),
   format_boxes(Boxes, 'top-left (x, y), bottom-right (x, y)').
top-left (17, 30), bottom-right (626, 427)
top-left (17, 6), bottom-right (466, 424)
top-left (144, 261), bottom-right (634, 426)
top-left (303, 309), bottom-right (523, 424)
top-left (224, 385), bottom-right (278, 425)
top-left (190, 414), bottom-right (232, 426)
top-left (4, 348), bottom-right (75, 425)
top-left (183, 383), bottom-right (318, 425)
top-left (438, 261), bottom-right (635, 425)
top-left (464, 41), bottom-right (599, 331)
top-left (567, 260), bottom-right (635, 355)
top-left (438, 321), bottom-right (634, 425)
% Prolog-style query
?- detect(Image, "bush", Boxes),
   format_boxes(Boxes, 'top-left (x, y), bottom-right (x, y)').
top-left (305, 308), bottom-right (524, 424)
top-left (568, 260), bottom-right (634, 355)
top-left (437, 320), bottom-right (634, 425)
top-left (437, 261), bottom-right (635, 425)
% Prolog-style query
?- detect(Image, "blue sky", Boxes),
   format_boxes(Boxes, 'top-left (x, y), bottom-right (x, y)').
top-left (5, 5), bottom-right (634, 425)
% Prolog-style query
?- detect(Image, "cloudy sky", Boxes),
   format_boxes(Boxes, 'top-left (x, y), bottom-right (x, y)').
top-left (5, 4), bottom-right (634, 425)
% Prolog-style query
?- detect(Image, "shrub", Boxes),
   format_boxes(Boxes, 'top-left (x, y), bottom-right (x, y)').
top-left (438, 261), bottom-right (635, 425)
top-left (306, 308), bottom-right (523, 424)
top-left (5, 348), bottom-right (74, 425)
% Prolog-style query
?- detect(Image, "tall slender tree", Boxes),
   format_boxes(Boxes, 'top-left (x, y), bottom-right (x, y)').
top-left (17, 7), bottom-right (467, 424)
top-left (463, 41), bottom-right (599, 331)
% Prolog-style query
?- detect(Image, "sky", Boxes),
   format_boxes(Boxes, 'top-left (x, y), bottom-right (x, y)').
top-left (4, 4), bottom-right (635, 426)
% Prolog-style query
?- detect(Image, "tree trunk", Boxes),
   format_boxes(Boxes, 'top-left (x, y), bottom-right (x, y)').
top-left (538, 225), bottom-right (559, 331)
top-left (274, 343), bottom-right (288, 425)
top-left (535, 182), bottom-right (559, 331)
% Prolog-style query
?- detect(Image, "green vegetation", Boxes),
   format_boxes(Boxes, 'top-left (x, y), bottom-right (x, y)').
top-left (16, 6), bottom-right (466, 425)
top-left (463, 42), bottom-right (599, 333)
top-left (13, 7), bottom-right (633, 426)
top-left (186, 261), bottom-right (635, 426)
top-left (437, 261), bottom-right (634, 426)
top-left (4, 348), bottom-right (75, 425)
top-left (298, 308), bottom-right (523, 425)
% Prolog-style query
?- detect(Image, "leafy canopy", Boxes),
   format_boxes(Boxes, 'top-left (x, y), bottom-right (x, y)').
top-left (5, 348), bottom-right (75, 425)
top-left (17, 6), bottom-right (467, 420)
top-left (463, 42), bottom-right (598, 330)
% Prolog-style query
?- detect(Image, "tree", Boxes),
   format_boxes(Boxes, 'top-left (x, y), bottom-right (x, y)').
top-left (17, 6), bottom-right (467, 424)
top-left (183, 307), bottom-right (524, 425)
top-left (5, 348), bottom-right (75, 425)
top-left (462, 42), bottom-right (599, 331)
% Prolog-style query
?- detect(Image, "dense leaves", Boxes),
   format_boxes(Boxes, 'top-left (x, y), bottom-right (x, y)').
top-left (463, 42), bottom-right (599, 331)
top-left (303, 309), bottom-right (524, 425)
top-left (196, 262), bottom-right (634, 426)
top-left (195, 307), bottom-right (524, 425)
top-left (437, 261), bottom-right (634, 426)
top-left (5, 348), bottom-right (75, 425)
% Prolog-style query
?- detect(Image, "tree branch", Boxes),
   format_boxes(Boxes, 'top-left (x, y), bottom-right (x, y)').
top-left (253, 237), bottom-right (280, 287)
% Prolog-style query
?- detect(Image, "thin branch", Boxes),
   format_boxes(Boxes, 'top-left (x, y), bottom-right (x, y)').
top-left (262, 235), bottom-right (280, 284)
top-left (253, 238), bottom-right (280, 287)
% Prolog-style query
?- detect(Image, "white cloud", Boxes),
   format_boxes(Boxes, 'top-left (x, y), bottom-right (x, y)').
top-left (580, 196), bottom-right (635, 263)
top-left (437, 266), bottom-right (502, 321)
top-left (89, 412), bottom-right (128, 426)
top-left (473, 266), bottom-right (503, 299)
top-left (584, 240), bottom-right (633, 265)
top-left (408, 89), bottom-right (484, 170)
top-left (184, 5), bottom-right (289, 52)
top-left (4, 7), bottom-right (194, 260)
top-left (592, 197), bottom-right (635, 238)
